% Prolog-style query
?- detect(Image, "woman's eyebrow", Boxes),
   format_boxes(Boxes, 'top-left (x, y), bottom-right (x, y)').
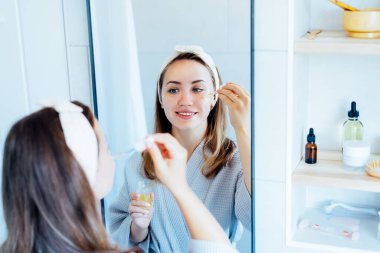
top-left (192, 80), bottom-right (206, 84)
top-left (166, 80), bottom-right (206, 85)
top-left (166, 81), bottom-right (181, 85)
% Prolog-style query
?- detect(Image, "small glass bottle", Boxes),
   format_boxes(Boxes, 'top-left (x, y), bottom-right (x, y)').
top-left (136, 180), bottom-right (153, 209)
top-left (343, 101), bottom-right (363, 143)
top-left (305, 128), bottom-right (317, 164)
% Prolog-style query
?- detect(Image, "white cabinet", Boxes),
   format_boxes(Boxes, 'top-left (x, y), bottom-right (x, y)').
top-left (286, 0), bottom-right (380, 252)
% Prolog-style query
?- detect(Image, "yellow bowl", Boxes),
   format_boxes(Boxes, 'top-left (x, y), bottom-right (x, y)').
top-left (343, 8), bottom-right (380, 38)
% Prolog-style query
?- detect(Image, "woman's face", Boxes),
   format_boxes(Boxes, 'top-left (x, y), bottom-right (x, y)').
top-left (161, 59), bottom-right (216, 135)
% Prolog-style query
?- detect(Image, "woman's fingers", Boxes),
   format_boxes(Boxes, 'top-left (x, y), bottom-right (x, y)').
top-left (129, 205), bottom-right (150, 214)
top-left (131, 212), bottom-right (150, 218)
top-left (222, 82), bottom-right (249, 97)
top-left (217, 82), bottom-right (251, 131)
top-left (218, 89), bottom-right (240, 104)
top-left (148, 133), bottom-right (187, 160)
top-left (218, 93), bottom-right (235, 108)
top-left (147, 141), bottom-right (166, 170)
top-left (151, 133), bottom-right (182, 154)
top-left (218, 83), bottom-right (249, 103)
top-left (218, 83), bottom-right (250, 111)
top-left (130, 199), bottom-right (151, 207)
top-left (130, 192), bottom-right (139, 200)
top-left (129, 190), bottom-right (154, 229)
top-left (145, 133), bottom-right (188, 192)
top-left (129, 192), bottom-right (153, 211)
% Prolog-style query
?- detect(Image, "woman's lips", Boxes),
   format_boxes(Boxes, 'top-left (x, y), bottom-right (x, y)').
top-left (176, 111), bottom-right (197, 119)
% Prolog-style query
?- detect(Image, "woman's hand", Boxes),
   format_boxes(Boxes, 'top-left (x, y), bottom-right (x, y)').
top-left (146, 134), bottom-right (231, 244)
top-left (218, 82), bottom-right (252, 195)
top-left (217, 82), bottom-right (251, 133)
top-left (128, 192), bottom-right (154, 229)
top-left (146, 133), bottom-right (188, 194)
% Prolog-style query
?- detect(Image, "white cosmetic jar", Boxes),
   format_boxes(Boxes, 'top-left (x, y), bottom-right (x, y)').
top-left (343, 141), bottom-right (370, 169)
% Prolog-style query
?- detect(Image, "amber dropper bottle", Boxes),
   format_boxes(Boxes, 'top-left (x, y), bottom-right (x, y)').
top-left (305, 128), bottom-right (317, 164)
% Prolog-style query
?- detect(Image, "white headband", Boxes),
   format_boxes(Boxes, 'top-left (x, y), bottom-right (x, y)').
top-left (39, 99), bottom-right (98, 187)
top-left (158, 45), bottom-right (220, 103)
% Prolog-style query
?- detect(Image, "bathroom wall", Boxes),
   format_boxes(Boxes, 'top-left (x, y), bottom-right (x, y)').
top-left (0, 0), bottom-right (92, 241)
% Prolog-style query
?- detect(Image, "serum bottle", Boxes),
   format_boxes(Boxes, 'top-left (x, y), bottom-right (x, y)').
top-left (305, 128), bottom-right (317, 164)
top-left (136, 180), bottom-right (153, 209)
top-left (343, 101), bottom-right (363, 143)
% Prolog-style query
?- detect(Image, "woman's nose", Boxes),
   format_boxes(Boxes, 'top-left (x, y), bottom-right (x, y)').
top-left (178, 90), bottom-right (193, 105)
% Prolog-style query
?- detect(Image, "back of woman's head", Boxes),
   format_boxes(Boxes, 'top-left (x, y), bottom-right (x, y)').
top-left (1, 106), bottom-right (134, 253)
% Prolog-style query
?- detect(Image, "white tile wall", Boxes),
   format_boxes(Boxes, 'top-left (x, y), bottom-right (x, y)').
top-left (307, 55), bottom-right (380, 153)
top-left (132, 0), bottom-right (229, 53)
top-left (18, 0), bottom-right (70, 111)
top-left (64, 0), bottom-right (89, 45)
top-left (293, 0), bottom-right (310, 39)
top-left (305, 186), bottom-right (380, 209)
top-left (256, 180), bottom-right (287, 252)
top-left (227, 0), bottom-right (251, 53)
top-left (69, 46), bottom-right (93, 107)
top-left (214, 53), bottom-right (251, 89)
top-left (138, 52), bottom-right (170, 132)
top-left (254, 51), bottom-right (287, 182)
top-left (254, 0), bottom-right (288, 51)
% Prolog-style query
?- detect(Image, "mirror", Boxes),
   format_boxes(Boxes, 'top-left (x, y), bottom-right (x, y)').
top-left (90, 0), bottom-right (251, 252)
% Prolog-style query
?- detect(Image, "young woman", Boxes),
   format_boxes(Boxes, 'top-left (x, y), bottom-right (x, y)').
top-left (109, 46), bottom-right (252, 252)
top-left (1, 99), bottom-right (236, 253)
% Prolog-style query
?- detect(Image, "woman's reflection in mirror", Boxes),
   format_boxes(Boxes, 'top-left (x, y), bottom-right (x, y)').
top-left (109, 46), bottom-right (252, 253)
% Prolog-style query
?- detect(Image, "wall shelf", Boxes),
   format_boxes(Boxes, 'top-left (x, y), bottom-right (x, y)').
top-left (291, 208), bottom-right (380, 253)
top-left (294, 31), bottom-right (380, 55)
top-left (292, 151), bottom-right (380, 193)
top-left (286, 2), bottom-right (380, 253)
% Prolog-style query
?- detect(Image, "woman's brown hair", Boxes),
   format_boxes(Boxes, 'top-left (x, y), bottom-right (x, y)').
top-left (143, 52), bottom-right (236, 179)
top-left (1, 103), bottom-right (139, 253)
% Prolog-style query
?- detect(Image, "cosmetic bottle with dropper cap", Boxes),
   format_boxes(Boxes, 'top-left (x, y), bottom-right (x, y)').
top-left (305, 128), bottom-right (317, 164)
top-left (343, 101), bottom-right (363, 143)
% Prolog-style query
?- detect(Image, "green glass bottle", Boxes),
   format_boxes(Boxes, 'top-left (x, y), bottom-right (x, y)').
top-left (343, 101), bottom-right (363, 142)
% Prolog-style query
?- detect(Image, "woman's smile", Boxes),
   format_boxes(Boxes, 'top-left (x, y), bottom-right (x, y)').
top-left (176, 110), bottom-right (198, 119)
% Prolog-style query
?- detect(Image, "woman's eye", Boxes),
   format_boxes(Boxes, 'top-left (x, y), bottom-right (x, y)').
top-left (167, 88), bottom-right (179, 94)
top-left (193, 88), bottom-right (205, 93)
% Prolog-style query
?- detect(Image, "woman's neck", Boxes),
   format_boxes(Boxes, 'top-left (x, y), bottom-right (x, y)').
top-left (172, 129), bottom-right (205, 160)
